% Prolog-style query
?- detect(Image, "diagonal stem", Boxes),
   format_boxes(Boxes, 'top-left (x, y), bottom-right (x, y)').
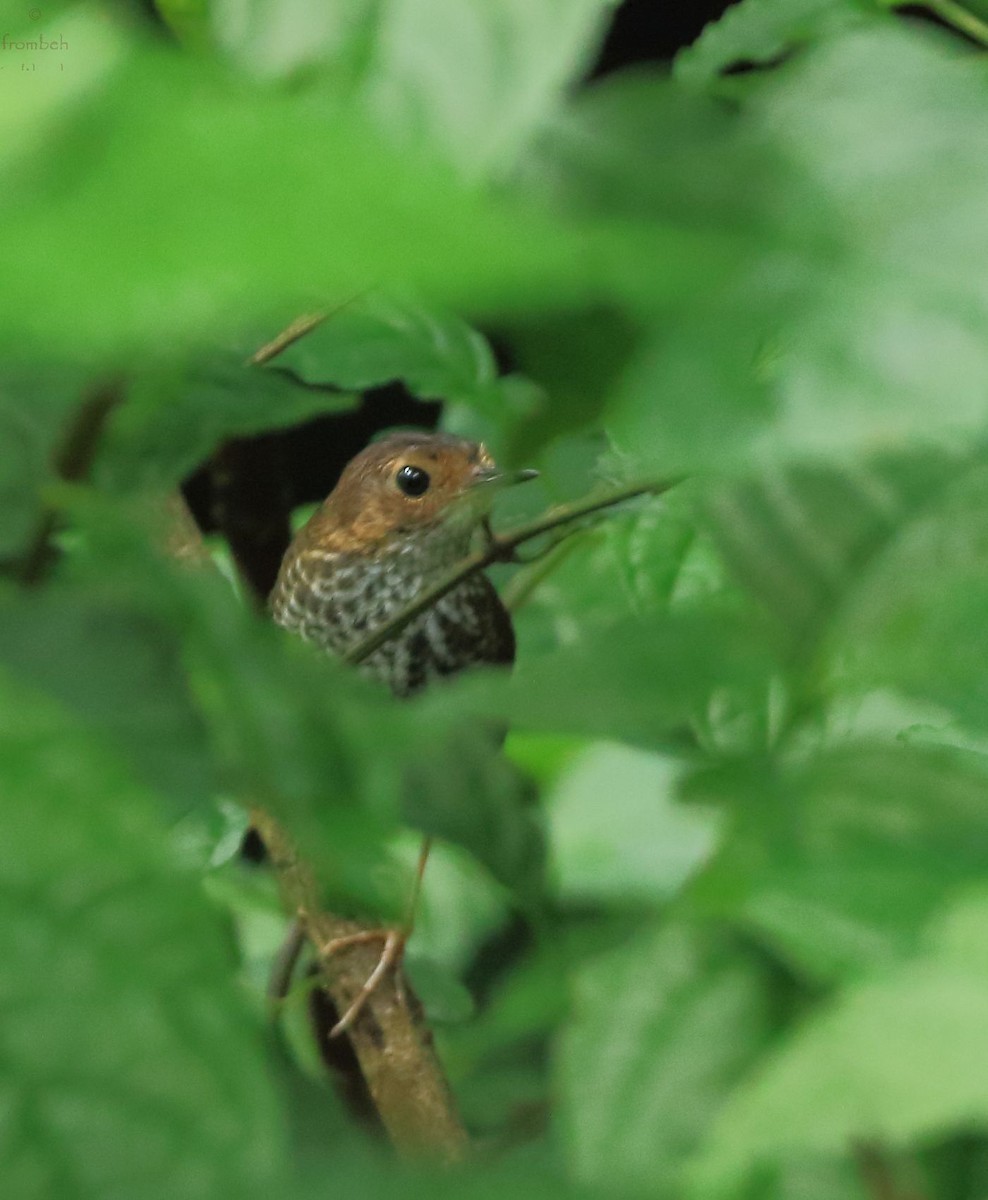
top-left (912, 0), bottom-right (988, 48)
top-left (344, 477), bottom-right (681, 667)
top-left (17, 377), bottom-right (126, 587)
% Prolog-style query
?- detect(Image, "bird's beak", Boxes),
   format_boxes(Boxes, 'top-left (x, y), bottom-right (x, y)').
top-left (471, 465), bottom-right (540, 489)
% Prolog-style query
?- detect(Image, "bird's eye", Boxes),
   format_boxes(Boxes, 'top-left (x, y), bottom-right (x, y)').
top-left (395, 464), bottom-right (431, 497)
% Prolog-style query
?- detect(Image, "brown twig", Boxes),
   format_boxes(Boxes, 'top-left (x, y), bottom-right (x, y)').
top-left (248, 311), bottom-right (328, 367)
top-left (247, 291), bottom-right (373, 368)
top-left (18, 377), bottom-right (126, 586)
top-left (345, 477), bottom-right (679, 666)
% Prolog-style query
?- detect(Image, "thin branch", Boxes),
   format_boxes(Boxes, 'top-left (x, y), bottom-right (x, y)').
top-left (248, 312), bottom-right (328, 367)
top-left (18, 377), bottom-right (126, 587)
top-left (501, 532), bottom-right (584, 613)
top-left (248, 291), bottom-right (369, 367)
top-left (345, 477), bottom-right (680, 666)
top-left (916, 0), bottom-right (988, 48)
top-left (267, 914), bottom-right (307, 1011)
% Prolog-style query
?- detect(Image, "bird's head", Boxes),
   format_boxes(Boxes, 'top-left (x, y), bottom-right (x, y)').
top-left (305, 431), bottom-right (536, 552)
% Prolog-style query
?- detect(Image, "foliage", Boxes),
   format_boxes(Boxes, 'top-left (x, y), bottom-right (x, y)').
top-left (5, 1), bottom-right (988, 1197)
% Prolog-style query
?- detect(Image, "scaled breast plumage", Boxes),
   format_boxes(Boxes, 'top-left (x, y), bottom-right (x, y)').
top-left (271, 494), bottom-right (514, 697)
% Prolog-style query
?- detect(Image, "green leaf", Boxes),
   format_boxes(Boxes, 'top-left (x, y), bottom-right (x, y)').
top-left (494, 307), bottom-right (642, 461)
top-left (401, 706), bottom-right (546, 897)
top-left (156, 0), bottom-right (212, 50)
top-left (673, 0), bottom-right (877, 88)
top-left (690, 743), bottom-right (988, 981)
top-left (833, 459), bottom-right (988, 730)
top-left (0, 20), bottom-right (597, 361)
top-left (403, 956), bottom-right (475, 1024)
top-left (0, 672), bottom-right (286, 1198)
top-left (0, 584), bottom-right (213, 811)
top-left (695, 894), bottom-right (988, 1191)
top-left (407, 839), bottom-right (510, 975)
top-left (354, 0), bottom-right (615, 178)
top-left (212, 0), bottom-right (612, 180)
top-left (512, 494), bottom-right (698, 657)
top-left (275, 293), bottom-right (507, 416)
top-left (491, 609), bottom-right (778, 748)
top-left (698, 452), bottom-right (956, 660)
top-left (546, 741), bottom-right (718, 906)
top-left (98, 353), bottom-right (356, 493)
top-left (556, 922), bottom-right (772, 1193)
top-left (528, 71), bottom-right (772, 228)
top-left (606, 27), bottom-right (988, 472)
top-left (0, 369), bottom-right (80, 560)
top-left (208, 0), bottom-right (369, 79)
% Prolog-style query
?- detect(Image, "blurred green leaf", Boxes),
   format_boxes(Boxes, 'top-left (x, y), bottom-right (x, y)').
top-left (404, 956), bottom-right (476, 1024)
top-left (0, 584), bottom-right (213, 809)
top-left (156, 0), bottom-right (212, 50)
top-left (98, 353), bottom-right (355, 493)
top-left (547, 741), bottom-right (718, 906)
top-left (0, 20), bottom-right (600, 360)
top-left (492, 609), bottom-right (778, 748)
top-left (690, 743), bottom-right (988, 981)
top-left (170, 572), bottom-right (412, 915)
top-left (529, 71), bottom-right (773, 228)
top-left (695, 894), bottom-right (988, 1192)
top-left (402, 709), bottom-right (546, 897)
top-left (212, 0), bottom-right (612, 181)
top-left (833, 460), bottom-right (988, 730)
top-left (556, 922), bottom-right (772, 1193)
top-left (673, 0), bottom-right (878, 87)
top-left (606, 28), bottom-right (988, 472)
top-left (0, 373), bottom-right (72, 561)
top-left (0, 672), bottom-right (286, 1198)
top-left (698, 452), bottom-right (956, 660)
top-left (275, 293), bottom-right (508, 417)
top-left (354, 0), bottom-right (615, 178)
top-left (494, 307), bottom-right (641, 461)
top-left (409, 838), bottom-right (511, 974)
top-left (512, 493), bottom-right (698, 657)
top-left (208, 0), bottom-right (369, 78)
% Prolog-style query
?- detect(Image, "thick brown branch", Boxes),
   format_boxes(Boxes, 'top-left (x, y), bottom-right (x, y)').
top-left (345, 477), bottom-right (679, 666)
top-left (251, 808), bottom-right (469, 1163)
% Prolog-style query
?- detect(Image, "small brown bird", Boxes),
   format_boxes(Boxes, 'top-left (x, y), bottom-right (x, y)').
top-left (271, 431), bottom-right (533, 696)
top-left (270, 430), bottom-right (535, 1031)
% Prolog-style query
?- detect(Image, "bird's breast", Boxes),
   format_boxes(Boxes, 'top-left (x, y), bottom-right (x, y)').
top-left (270, 533), bottom-right (514, 697)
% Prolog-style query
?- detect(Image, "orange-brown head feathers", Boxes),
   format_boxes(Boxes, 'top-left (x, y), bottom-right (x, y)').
top-left (298, 432), bottom-right (510, 554)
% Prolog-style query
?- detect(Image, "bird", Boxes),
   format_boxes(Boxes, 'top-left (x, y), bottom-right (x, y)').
top-left (270, 430), bottom-right (536, 1031)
